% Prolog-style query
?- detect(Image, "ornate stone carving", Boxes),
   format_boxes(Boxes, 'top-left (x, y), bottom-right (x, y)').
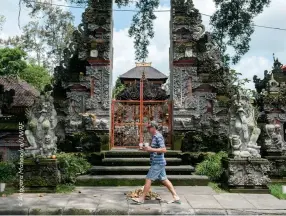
top-left (25, 91), bottom-right (58, 157)
top-left (229, 91), bottom-right (261, 158)
top-left (172, 0), bottom-right (205, 41)
top-left (264, 124), bottom-right (286, 153)
top-left (86, 66), bottom-right (110, 110)
top-left (267, 157), bottom-right (286, 178)
top-left (197, 33), bottom-right (222, 70)
top-left (172, 67), bottom-right (197, 108)
top-left (65, 92), bottom-right (89, 133)
top-left (225, 158), bottom-right (271, 187)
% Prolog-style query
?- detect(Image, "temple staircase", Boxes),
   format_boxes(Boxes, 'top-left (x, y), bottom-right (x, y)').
top-left (76, 149), bottom-right (209, 186)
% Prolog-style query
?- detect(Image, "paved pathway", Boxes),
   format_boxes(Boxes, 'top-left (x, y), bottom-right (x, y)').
top-left (0, 186), bottom-right (286, 215)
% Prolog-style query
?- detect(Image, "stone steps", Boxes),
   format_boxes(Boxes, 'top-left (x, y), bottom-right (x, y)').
top-left (102, 157), bottom-right (182, 166)
top-left (78, 150), bottom-right (209, 186)
top-left (102, 150), bottom-right (181, 158)
top-left (88, 165), bottom-right (194, 175)
top-left (76, 175), bottom-right (209, 186)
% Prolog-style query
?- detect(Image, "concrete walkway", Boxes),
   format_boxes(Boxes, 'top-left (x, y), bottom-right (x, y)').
top-left (0, 186), bottom-right (286, 215)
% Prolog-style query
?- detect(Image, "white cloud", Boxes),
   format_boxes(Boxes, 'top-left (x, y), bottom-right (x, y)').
top-left (113, 5), bottom-right (171, 84)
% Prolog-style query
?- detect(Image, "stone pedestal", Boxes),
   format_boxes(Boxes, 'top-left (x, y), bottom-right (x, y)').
top-left (23, 159), bottom-right (60, 193)
top-left (223, 158), bottom-right (271, 193)
top-left (265, 155), bottom-right (286, 182)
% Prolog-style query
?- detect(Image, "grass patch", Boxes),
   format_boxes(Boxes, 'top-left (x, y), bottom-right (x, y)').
top-left (208, 182), bottom-right (228, 193)
top-left (56, 184), bottom-right (75, 193)
top-left (268, 184), bottom-right (286, 200)
top-left (0, 186), bottom-right (17, 197)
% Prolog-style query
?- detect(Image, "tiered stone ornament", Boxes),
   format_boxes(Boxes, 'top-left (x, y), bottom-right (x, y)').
top-left (225, 90), bottom-right (271, 192)
top-left (253, 55), bottom-right (286, 179)
top-left (25, 91), bottom-right (58, 158)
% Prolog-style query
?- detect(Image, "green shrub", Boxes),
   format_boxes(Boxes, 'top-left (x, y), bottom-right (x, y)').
top-left (0, 162), bottom-right (17, 183)
top-left (56, 153), bottom-right (92, 184)
top-left (195, 151), bottom-right (227, 181)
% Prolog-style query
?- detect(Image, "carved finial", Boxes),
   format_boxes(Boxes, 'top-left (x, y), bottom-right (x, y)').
top-left (136, 62), bottom-right (152, 67)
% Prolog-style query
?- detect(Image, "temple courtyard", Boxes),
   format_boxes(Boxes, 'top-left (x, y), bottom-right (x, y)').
top-left (1, 186), bottom-right (286, 215)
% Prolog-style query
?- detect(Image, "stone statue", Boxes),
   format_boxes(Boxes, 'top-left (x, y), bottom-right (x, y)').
top-left (25, 91), bottom-right (58, 157)
top-left (229, 91), bottom-right (261, 158)
top-left (265, 123), bottom-right (285, 152)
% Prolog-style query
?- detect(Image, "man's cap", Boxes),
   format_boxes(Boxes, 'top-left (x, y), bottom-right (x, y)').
top-left (147, 121), bottom-right (158, 129)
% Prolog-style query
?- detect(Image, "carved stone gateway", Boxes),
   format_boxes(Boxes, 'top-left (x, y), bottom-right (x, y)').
top-left (170, 0), bottom-right (228, 150)
top-left (53, 0), bottom-right (113, 151)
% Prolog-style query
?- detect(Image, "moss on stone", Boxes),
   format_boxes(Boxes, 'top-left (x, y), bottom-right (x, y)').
top-left (63, 208), bottom-right (94, 215)
top-left (75, 177), bottom-right (208, 186)
top-left (29, 208), bottom-right (62, 215)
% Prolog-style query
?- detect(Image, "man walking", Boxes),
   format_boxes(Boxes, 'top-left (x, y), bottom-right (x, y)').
top-left (132, 121), bottom-right (181, 204)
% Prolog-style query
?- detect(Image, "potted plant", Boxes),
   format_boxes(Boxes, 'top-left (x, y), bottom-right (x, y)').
top-left (0, 162), bottom-right (16, 192)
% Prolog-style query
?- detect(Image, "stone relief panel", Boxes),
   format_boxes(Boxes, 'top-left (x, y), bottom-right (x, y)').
top-left (172, 66), bottom-right (197, 109)
top-left (86, 66), bottom-right (110, 111)
top-left (226, 159), bottom-right (271, 186)
top-left (65, 91), bottom-right (89, 133)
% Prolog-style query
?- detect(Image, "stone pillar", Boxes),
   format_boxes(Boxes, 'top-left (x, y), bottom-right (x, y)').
top-left (170, 0), bottom-right (227, 149)
top-left (84, 0), bottom-right (113, 134)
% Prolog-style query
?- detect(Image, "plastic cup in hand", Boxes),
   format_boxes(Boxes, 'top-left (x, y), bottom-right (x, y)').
top-left (139, 143), bottom-right (143, 149)
top-left (144, 143), bottom-right (149, 147)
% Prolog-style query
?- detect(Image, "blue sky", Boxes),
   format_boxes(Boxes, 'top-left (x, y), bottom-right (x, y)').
top-left (0, 0), bottom-right (286, 88)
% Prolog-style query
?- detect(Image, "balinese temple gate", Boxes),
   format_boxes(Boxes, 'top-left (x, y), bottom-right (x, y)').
top-left (52, 0), bottom-right (229, 151)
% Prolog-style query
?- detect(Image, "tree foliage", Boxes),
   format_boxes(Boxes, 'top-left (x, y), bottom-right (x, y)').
top-left (20, 0), bottom-right (159, 62)
top-left (20, 64), bottom-right (51, 91)
top-left (0, 47), bottom-right (51, 91)
top-left (211, 0), bottom-right (271, 64)
top-left (112, 77), bottom-right (126, 98)
top-left (8, 2), bottom-right (75, 73)
top-left (0, 15), bottom-right (5, 31)
top-left (129, 0), bottom-right (159, 61)
top-left (0, 48), bottom-right (27, 76)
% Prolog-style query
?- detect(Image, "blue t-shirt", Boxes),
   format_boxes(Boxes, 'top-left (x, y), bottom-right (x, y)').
top-left (150, 132), bottom-right (166, 166)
